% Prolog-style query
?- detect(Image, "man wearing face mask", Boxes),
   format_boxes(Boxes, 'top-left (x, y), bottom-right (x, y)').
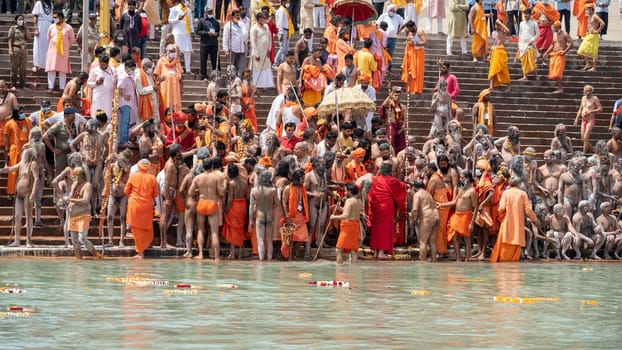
top-left (120, 1), bottom-right (143, 50)
top-left (196, 8), bottom-right (221, 81)
top-left (29, 99), bottom-right (55, 131)
top-left (135, 57), bottom-right (161, 122)
top-left (117, 59), bottom-right (139, 145)
top-left (543, 21), bottom-right (572, 94)
top-left (223, 9), bottom-right (250, 76)
top-left (4, 106), bottom-right (32, 196)
top-left (156, 44), bottom-right (183, 112)
top-left (376, 4), bottom-right (405, 72)
top-left (45, 11), bottom-right (75, 93)
top-left (168, 0), bottom-right (194, 74)
top-left (87, 55), bottom-right (116, 120)
top-left (8, 15), bottom-right (30, 89)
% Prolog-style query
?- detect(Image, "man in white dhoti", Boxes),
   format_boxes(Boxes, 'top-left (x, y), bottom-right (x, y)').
top-left (168, 0), bottom-right (194, 74)
top-left (32, 0), bottom-right (54, 73)
top-left (86, 55), bottom-right (116, 120)
top-left (250, 13), bottom-right (276, 88)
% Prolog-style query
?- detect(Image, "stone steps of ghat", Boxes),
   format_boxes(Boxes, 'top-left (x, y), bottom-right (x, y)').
top-left (0, 14), bottom-right (621, 245)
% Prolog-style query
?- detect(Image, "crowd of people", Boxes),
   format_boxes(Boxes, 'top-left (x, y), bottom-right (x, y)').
top-left (1, 0), bottom-right (622, 262)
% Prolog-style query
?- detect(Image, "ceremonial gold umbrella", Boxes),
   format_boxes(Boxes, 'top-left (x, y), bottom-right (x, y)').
top-left (317, 87), bottom-right (376, 120)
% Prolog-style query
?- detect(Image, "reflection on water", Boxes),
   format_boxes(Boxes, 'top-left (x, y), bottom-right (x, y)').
top-left (0, 260), bottom-right (620, 349)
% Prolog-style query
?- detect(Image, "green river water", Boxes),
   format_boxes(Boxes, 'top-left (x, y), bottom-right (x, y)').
top-left (0, 259), bottom-right (620, 349)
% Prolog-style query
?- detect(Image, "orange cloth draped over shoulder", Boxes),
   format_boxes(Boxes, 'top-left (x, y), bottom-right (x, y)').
top-left (497, 1), bottom-right (508, 24)
top-left (300, 64), bottom-right (327, 107)
top-left (5, 119), bottom-right (32, 195)
top-left (222, 198), bottom-right (248, 247)
top-left (573, 0), bottom-right (591, 38)
top-left (337, 219), bottom-right (360, 253)
top-left (475, 169), bottom-right (494, 228)
top-left (125, 162), bottom-right (159, 253)
top-left (548, 51), bottom-right (566, 80)
top-left (138, 69), bottom-right (155, 121)
top-left (401, 42), bottom-right (424, 94)
top-left (447, 210), bottom-right (473, 242)
top-left (490, 186), bottom-right (538, 262)
top-left (490, 180), bottom-right (507, 234)
top-left (428, 172), bottom-right (450, 254)
top-left (241, 82), bottom-right (258, 132)
top-left (336, 39), bottom-right (355, 73)
top-left (281, 185), bottom-right (309, 258)
top-left (488, 46), bottom-right (511, 87)
top-left (324, 24), bottom-right (338, 54)
top-left (471, 4), bottom-right (489, 58)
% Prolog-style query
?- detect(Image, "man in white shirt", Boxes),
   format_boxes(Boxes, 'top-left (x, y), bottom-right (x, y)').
top-left (353, 74), bottom-right (377, 131)
top-left (518, 8), bottom-right (539, 81)
top-left (168, 0), bottom-right (194, 74)
top-left (275, 0), bottom-right (293, 66)
top-left (376, 4), bottom-right (405, 72)
top-left (223, 9), bottom-right (250, 76)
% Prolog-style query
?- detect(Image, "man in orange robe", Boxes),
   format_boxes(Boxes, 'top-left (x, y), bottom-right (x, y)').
top-left (573, 0), bottom-right (591, 38)
top-left (401, 21), bottom-right (426, 94)
top-left (473, 158), bottom-right (494, 260)
top-left (155, 47), bottom-right (183, 112)
top-left (323, 16), bottom-right (340, 54)
top-left (426, 163), bottom-right (450, 255)
top-left (469, 0), bottom-right (488, 62)
top-left (345, 147), bottom-right (367, 183)
top-left (4, 107), bottom-right (32, 195)
top-left (490, 176), bottom-right (539, 262)
top-left (300, 48), bottom-right (329, 107)
top-left (221, 163), bottom-right (248, 259)
top-left (281, 169), bottom-right (310, 259)
top-left (124, 159), bottom-right (159, 258)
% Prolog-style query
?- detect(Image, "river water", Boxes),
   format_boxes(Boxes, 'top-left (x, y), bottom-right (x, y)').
top-left (0, 259), bottom-right (620, 349)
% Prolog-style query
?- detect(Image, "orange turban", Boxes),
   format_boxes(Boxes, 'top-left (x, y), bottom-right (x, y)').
top-left (476, 158), bottom-right (491, 172)
top-left (138, 159), bottom-right (150, 172)
top-left (304, 107), bottom-right (318, 121)
top-left (352, 147), bottom-right (366, 159)
top-left (585, 3), bottom-right (594, 9)
top-left (173, 112), bottom-right (187, 123)
top-left (194, 102), bottom-right (208, 114)
top-left (317, 118), bottom-right (326, 126)
top-left (259, 156), bottom-right (273, 167)
top-left (358, 74), bottom-right (371, 83)
top-left (553, 20), bottom-right (561, 28)
top-left (478, 89), bottom-right (491, 102)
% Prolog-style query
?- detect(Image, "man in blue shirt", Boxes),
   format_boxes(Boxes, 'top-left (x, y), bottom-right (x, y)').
top-left (556, 0), bottom-right (572, 34)
top-left (610, 98), bottom-right (622, 130)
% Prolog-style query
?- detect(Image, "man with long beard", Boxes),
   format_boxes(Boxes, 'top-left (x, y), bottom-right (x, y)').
top-left (550, 123), bottom-right (573, 161)
top-left (472, 158), bottom-right (494, 261)
top-left (367, 162), bottom-right (406, 259)
top-left (498, 125), bottom-right (521, 164)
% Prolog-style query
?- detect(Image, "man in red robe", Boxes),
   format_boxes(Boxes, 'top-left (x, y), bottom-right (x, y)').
top-left (367, 162), bottom-right (406, 259)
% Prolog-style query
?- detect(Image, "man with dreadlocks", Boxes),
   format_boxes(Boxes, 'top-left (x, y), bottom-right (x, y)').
top-left (105, 149), bottom-right (133, 247)
top-left (550, 123), bottom-right (573, 162)
top-left (497, 126), bottom-right (521, 164)
top-left (249, 170), bottom-right (280, 261)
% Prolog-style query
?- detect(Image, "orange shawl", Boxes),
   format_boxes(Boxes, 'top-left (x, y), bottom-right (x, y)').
top-left (138, 69), bottom-right (154, 122)
top-left (287, 184), bottom-right (309, 222)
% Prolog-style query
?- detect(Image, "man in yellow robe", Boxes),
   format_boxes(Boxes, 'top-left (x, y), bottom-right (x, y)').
top-left (488, 20), bottom-right (511, 91)
top-left (468, 0), bottom-right (488, 62)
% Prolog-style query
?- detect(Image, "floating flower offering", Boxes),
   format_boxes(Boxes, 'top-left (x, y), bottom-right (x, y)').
top-left (581, 268), bottom-right (594, 271)
top-left (411, 290), bottom-right (430, 296)
top-left (581, 299), bottom-right (599, 305)
top-left (298, 273), bottom-right (313, 279)
top-left (494, 296), bottom-right (561, 304)
top-left (308, 281), bottom-right (351, 288)
top-left (0, 287), bottom-right (25, 294)
top-left (216, 284), bottom-right (239, 289)
top-left (108, 276), bottom-right (169, 286)
top-left (164, 289), bottom-right (199, 295)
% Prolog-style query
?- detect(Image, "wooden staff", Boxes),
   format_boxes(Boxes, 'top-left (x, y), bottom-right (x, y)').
top-left (98, 79), bottom-right (120, 255)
